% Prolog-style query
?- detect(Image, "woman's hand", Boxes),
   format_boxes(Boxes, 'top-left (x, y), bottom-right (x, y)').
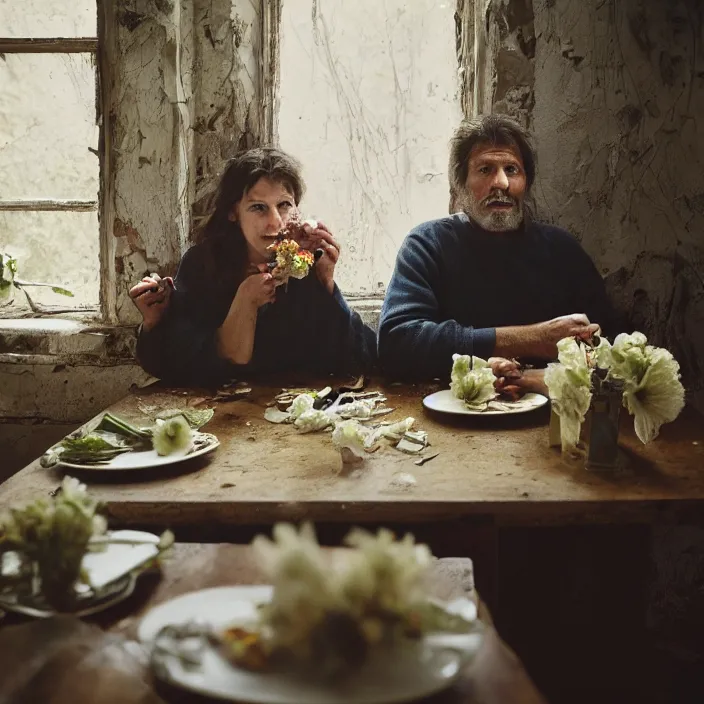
top-left (128, 273), bottom-right (174, 331)
top-left (216, 265), bottom-right (275, 366)
top-left (235, 264), bottom-right (276, 309)
top-left (301, 220), bottom-right (340, 295)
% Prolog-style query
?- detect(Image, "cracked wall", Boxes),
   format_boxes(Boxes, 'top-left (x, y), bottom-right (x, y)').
top-left (481, 0), bottom-right (704, 412)
top-left (106, 0), bottom-right (262, 323)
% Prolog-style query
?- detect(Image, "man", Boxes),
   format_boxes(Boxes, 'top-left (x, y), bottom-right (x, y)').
top-left (378, 114), bottom-right (616, 392)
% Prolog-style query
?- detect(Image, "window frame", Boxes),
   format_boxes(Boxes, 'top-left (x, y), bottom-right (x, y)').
top-left (0, 30), bottom-right (105, 318)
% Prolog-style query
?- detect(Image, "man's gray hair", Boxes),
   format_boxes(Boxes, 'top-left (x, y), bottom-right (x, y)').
top-left (448, 114), bottom-right (537, 206)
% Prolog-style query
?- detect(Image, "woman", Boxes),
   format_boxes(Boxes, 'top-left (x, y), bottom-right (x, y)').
top-left (130, 148), bottom-right (376, 386)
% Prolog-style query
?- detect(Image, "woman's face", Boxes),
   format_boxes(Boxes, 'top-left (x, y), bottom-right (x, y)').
top-left (230, 177), bottom-right (298, 264)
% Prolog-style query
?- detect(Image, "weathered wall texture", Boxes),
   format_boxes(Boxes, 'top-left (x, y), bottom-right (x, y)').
top-left (482, 0), bottom-right (704, 411)
top-left (478, 0), bottom-right (704, 687)
top-left (105, 0), bottom-right (194, 324)
top-left (191, 0), bottom-right (262, 229)
top-left (533, 0), bottom-right (704, 412)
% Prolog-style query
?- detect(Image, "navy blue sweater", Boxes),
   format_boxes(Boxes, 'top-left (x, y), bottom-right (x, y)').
top-left (136, 243), bottom-right (376, 386)
top-left (378, 213), bottom-right (616, 380)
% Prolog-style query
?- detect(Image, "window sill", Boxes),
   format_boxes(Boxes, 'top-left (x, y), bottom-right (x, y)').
top-left (0, 318), bottom-right (138, 361)
top-left (0, 295), bottom-right (382, 360)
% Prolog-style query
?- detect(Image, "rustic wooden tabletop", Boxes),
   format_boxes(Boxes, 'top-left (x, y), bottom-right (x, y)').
top-left (0, 543), bottom-right (547, 704)
top-left (1, 381), bottom-right (703, 529)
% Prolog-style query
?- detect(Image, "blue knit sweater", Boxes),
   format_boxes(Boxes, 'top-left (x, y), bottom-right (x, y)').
top-left (378, 213), bottom-right (616, 380)
top-left (136, 242), bottom-right (377, 386)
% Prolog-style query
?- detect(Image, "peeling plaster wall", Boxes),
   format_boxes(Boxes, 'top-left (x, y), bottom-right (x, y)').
top-left (480, 0), bottom-right (704, 413)
top-left (191, 0), bottom-right (262, 229)
top-left (106, 0), bottom-right (194, 324)
top-left (531, 0), bottom-right (704, 411)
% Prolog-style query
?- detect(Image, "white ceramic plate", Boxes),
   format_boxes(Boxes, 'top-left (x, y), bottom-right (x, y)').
top-left (58, 433), bottom-right (219, 471)
top-left (0, 530), bottom-right (160, 618)
top-left (423, 390), bottom-right (548, 416)
top-left (139, 586), bottom-right (483, 704)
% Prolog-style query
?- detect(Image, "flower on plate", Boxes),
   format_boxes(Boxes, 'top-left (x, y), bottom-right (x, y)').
top-left (450, 354), bottom-right (496, 411)
top-left (152, 415), bottom-right (193, 456)
top-left (0, 476), bottom-right (106, 609)
top-left (340, 528), bottom-right (432, 618)
top-left (253, 523), bottom-right (342, 656)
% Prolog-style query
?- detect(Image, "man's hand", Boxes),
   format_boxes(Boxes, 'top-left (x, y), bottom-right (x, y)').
top-left (128, 273), bottom-right (174, 331)
top-left (488, 357), bottom-right (549, 398)
top-left (530, 314), bottom-right (600, 359)
top-left (495, 313), bottom-right (600, 360)
top-left (488, 357), bottom-right (523, 399)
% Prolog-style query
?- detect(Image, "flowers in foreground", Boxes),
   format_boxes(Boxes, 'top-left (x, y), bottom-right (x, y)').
top-left (450, 354), bottom-right (496, 411)
top-left (0, 476), bottom-right (107, 609)
top-left (224, 523), bottom-right (469, 676)
top-left (607, 335), bottom-right (685, 444)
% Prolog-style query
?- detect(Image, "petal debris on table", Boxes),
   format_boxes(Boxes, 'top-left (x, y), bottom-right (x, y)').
top-left (263, 385), bottom-right (433, 468)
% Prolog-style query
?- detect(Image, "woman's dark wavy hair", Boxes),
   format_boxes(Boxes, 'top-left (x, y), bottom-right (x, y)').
top-left (448, 114), bottom-right (536, 218)
top-left (193, 147), bottom-right (305, 288)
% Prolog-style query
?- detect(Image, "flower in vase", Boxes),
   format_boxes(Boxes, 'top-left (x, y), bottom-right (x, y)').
top-left (544, 338), bottom-right (593, 453)
top-left (622, 346), bottom-right (685, 444)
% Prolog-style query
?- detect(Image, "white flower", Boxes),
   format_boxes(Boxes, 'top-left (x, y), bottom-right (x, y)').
top-left (450, 354), bottom-right (496, 411)
top-left (287, 394), bottom-right (315, 420)
top-left (371, 417), bottom-right (415, 443)
top-left (294, 409), bottom-right (337, 433)
top-left (545, 338), bottom-right (593, 453)
top-left (622, 346), bottom-right (685, 443)
top-left (332, 420), bottom-right (373, 458)
top-left (60, 475), bottom-right (88, 500)
top-left (253, 523), bottom-right (341, 654)
top-left (152, 416), bottom-right (193, 456)
top-left (608, 332), bottom-right (650, 384)
top-left (341, 528), bottom-right (432, 615)
top-left (592, 336), bottom-right (613, 370)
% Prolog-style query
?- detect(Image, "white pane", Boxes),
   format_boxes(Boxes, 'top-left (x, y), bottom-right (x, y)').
top-left (0, 53), bottom-right (99, 200)
top-left (0, 1), bottom-right (96, 38)
top-left (0, 210), bottom-right (99, 308)
top-left (279, 0), bottom-right (462, 295)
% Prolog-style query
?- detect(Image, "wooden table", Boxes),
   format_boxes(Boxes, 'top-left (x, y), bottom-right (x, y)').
top-left (1, 381), bottom-right (703, 530)
top-left (0, 544), bottom-right (547, 704)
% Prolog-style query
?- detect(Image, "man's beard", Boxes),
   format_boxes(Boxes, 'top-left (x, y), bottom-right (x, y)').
top-left (461, 189), bottom-right (524, 232)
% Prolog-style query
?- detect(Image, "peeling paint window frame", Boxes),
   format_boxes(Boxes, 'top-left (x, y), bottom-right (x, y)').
top-left (0, 32), bottom-right (102, 318)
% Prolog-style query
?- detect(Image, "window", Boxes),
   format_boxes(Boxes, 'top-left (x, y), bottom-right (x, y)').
top-left (0, 2), bottom-right (100, 314)
top-left (278, 0), bottom-right (462, 297)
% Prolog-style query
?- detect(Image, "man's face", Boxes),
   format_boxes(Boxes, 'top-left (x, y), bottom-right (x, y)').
top-left (461, 142), bottom-right (527, 232)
